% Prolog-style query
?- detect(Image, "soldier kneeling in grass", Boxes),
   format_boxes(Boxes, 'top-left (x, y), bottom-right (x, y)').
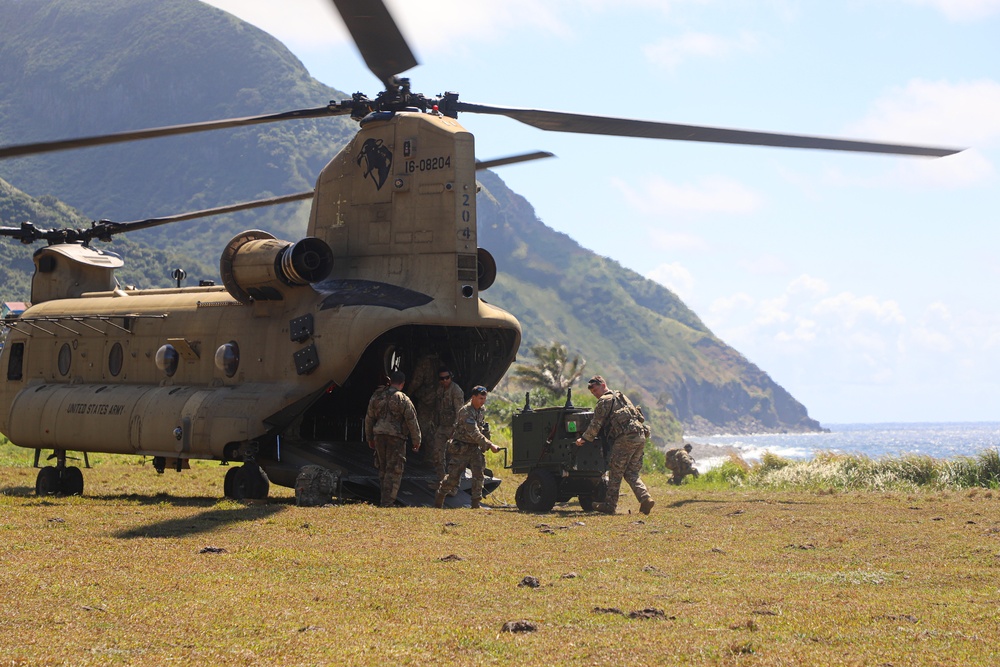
top-left (665, 443), bottom-right (699, 485)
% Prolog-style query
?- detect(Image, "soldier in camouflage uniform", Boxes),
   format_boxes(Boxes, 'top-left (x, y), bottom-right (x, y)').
top-left (434, 385), bottom-right (500, 509)
top-left (575, 375), bottom-right (655, 515)
top-left (406, 351), bottom-right (440, 454)
top-left (429, 367), bottom-right (464, 483)
top-left (665, 443), bottom-right (700, 485)
top-left (364, 371), bottom-right (421, 507)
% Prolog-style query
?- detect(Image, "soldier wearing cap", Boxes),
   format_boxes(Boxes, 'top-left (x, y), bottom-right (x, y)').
top-left (428, 366), bottom-right (464, 484)
top-left (365, 370), bottom-right (421, 507)
top-left (434, 385), bottom-right (500, 509)
top-left (575, 375), bottom-right (655, 515)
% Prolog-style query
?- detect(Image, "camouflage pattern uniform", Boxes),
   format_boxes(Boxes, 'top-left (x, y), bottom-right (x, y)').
top-left (430, 378), bottom-right (464, 481)
top-left (579, 389), bottom-right (652, 513)
top-left (406, 354), bottom-right (439, 447)
top-left (436, 400), bottom-right (492, 502)
top-left (665, 444), bottom-right (699, 485)
top-left (365, 386), bottom-right (421, 506)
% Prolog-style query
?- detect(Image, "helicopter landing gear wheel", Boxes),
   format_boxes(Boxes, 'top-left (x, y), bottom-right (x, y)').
top-left (515, 470), bottom-right (558, 512)
top-left (579, 478), bottom-right (607, 512)
top-left (223, 466), bottom-right (240, 499)
top-left (230, 463), bottom-right (269, 500)
top-left (35, 467), bottom-right (61, 496)
top-left (60, 466), bottom-right (84, 496)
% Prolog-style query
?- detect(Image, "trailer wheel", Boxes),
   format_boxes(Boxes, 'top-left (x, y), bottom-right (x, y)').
top-left (579, 478), bottom-right (608, 512)
top-left (516, 470), bottom-right (558, 512)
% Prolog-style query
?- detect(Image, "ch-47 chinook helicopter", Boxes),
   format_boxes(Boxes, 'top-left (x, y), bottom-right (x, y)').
top-left (0, 0), bottom-right (960, 505)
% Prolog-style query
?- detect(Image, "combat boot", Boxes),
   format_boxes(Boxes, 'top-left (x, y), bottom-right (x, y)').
top-left (592, 502), bottom-right (616, 515)
top-left (470, 498), bottom-right (481, 509)
top-left (434, 491), bottom-right (446, 508)
top-left (639, 498), bottom-right (655, 515)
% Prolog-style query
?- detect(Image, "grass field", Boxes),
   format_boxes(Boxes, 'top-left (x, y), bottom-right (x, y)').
top-left (2, 447), bottom-right (1000, 666)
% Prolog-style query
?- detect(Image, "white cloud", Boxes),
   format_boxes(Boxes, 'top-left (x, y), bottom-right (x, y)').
top-left (643, 30), bottom-right (761, 71)
top-left (647, 262), bottom-right (696, 299)
top-left (812, 292), bottom-right (905, 328)
top-left (836, 79), bottom-right (1000, 189)
top-left (848, 80), bottom-right (1000, 152)
top-left (203, 0), bottom-right (347, 49)
top-left (787, 274), bottom-right (829, 298)
top-left (202, 0), bottom-right (576, 55)
top-left (900, 0), bottom-right (1000, 21)
top-left (709, 292), bottom-right (756, 317)
top-left (613, 175), bottom-right (763, 217)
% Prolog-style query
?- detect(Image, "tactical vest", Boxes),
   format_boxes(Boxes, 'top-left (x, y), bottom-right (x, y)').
top-left (606, 391), bottom-right (650, 440)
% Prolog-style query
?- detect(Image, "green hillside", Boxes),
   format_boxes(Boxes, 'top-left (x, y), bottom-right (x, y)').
top-left (0, 177), bottom-right (214, 297)
top-left (0, 0), bottom-right (822, 436)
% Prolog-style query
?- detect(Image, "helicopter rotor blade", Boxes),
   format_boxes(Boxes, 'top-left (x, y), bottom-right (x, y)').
top-left (476, 151), bottom-right (556, 170)
top-left (330, 0), bottom-right (418, 89)
top-left (111, 191), bottom-right (316, 234)
top-left (454, 102), bottom-right (963, 158)
top-left (0, 191), bottom-right (315, 245)
top-left (0, 106), bottom-right (352, 160)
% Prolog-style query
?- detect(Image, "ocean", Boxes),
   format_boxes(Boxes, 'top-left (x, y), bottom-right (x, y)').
top-left (685, 422), bottom-right (1000, 470)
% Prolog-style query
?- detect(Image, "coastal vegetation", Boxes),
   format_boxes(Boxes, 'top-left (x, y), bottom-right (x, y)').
top-left (699, 449), bottom-right (1000, 492)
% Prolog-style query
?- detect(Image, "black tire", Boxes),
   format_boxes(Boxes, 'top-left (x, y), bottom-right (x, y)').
top-left (232, 464), bottom-right (269, 500)
top-left (579, 478), bottom-right (608, 512)
top-left (60, 466), bottom-right (84, 496)
top-left (223, 466), bottom-right (239, 499)
top-left (516, 470), bottom-right (558, 512)
top-left (35, 467), bottom-right (60, 496)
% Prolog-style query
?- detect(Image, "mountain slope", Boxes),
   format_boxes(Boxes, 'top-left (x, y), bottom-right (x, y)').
top-left (0, 0), bottom-right (822, 435)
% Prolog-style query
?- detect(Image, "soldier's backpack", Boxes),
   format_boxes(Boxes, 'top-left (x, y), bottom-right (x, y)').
top-left (607, 391), bottom-right (651, 440)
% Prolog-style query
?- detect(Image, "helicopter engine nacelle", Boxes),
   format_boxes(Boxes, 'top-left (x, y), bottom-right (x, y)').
top-left (220, 230), bottom-right (334, 303)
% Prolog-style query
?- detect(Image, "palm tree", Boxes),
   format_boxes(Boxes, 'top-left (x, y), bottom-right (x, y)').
top-left (511, 341), bottom-right (586, 395)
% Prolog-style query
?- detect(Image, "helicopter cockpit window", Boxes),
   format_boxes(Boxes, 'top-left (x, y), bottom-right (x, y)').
top-left (155, 344), bottom-right (179, 377)
top-left (214, 341), bottom-right (240, 378)
top-left (58, 343), bottom-right (72, 376)
top-left (108, 342), bottom-right (124, 377)
top-left (6, 342), bottom-right (24, 381)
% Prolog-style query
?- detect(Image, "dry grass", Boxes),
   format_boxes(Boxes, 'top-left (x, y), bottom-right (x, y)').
top-left (3, 451), bottom-right (1000, 666)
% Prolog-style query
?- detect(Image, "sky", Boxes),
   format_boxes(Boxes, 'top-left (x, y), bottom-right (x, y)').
top-left (201, 0), bottom-right (1000, 425)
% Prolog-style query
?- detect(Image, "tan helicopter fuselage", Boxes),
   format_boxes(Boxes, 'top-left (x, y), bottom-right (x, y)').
top-left (0, 110), bottom-right (521, 484)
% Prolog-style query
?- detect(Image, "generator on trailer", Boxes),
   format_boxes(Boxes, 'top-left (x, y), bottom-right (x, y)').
top-left (508, 391), bottom-right (609, 512)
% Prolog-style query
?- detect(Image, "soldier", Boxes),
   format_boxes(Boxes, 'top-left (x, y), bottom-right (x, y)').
top-left (434, 385), bottom-right (500, 509)
top-left (406, 350), bottom-right (440, 454)
top-left (665, 443), bottom-right (700, 485)
top-left (428, 366), bottom-right (464, 484)
top-left (364, 371), bottom-right (421, 507)
top-left (575, 375), bottom-right (655, 515)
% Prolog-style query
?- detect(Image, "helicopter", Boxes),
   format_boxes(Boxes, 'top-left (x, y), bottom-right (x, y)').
top-left (0, 0), bottom-right (961, 505)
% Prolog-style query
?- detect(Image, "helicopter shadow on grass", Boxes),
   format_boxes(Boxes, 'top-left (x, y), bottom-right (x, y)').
top-left (112, 500), bottom-right (289, 539)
